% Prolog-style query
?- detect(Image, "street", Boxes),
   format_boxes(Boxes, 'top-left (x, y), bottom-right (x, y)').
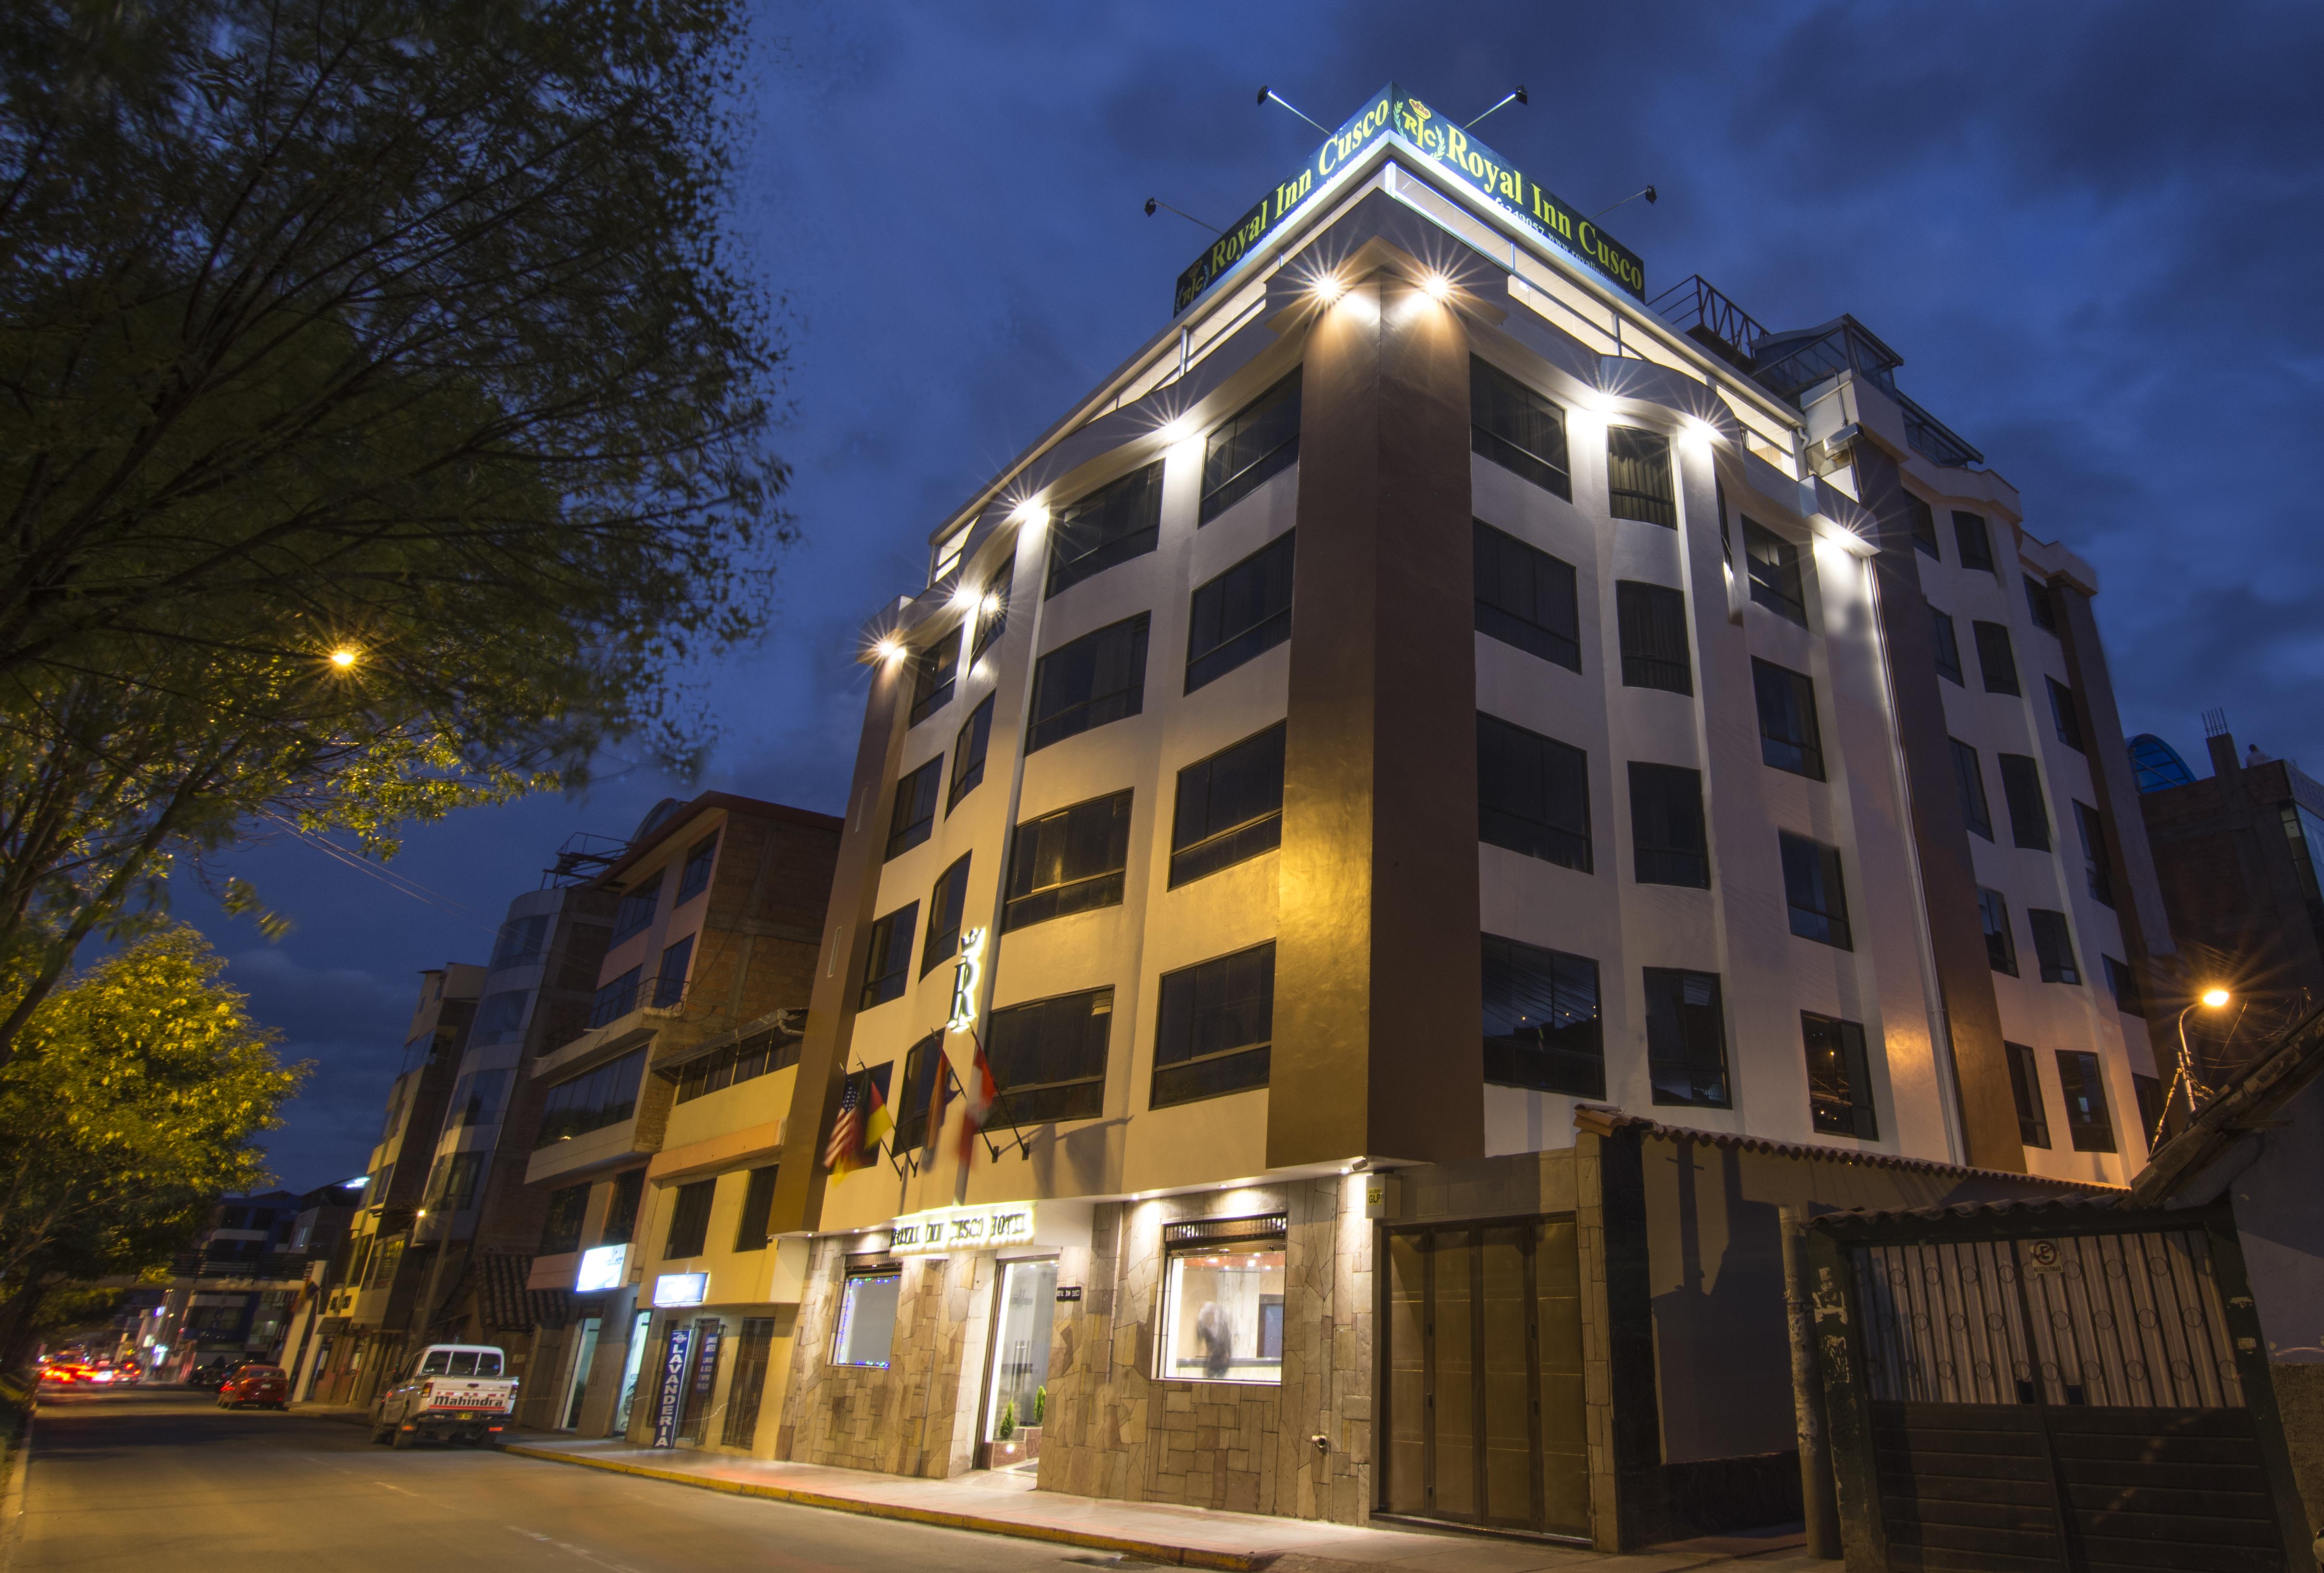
top-left (10, 1388), bottom-right (1111, 1573)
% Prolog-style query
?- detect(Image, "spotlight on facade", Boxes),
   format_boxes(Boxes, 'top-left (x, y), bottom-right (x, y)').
top-left (874, 637), bottom-right (905, 664)
top-left (1311, 273), bottom-right (1346, 305)
top-left (1420, 273), bottom-right (1453, 302)
top-left (2201, 987), bottom-right (2232, 1008)
top-left (1159, 413), bottom-right (1197, 445)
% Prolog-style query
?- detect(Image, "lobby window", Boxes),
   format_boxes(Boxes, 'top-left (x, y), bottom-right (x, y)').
top-left (1629, 763), bottom-right (1708, 889)
top-left (1906, 492), bottom-right (1940, 558)
top-left (651, 933), bottom-right (691, 1007)
top-left (1028, 613), bottom-right (1149, 754)
top-left (2055, 1050), bottom-right (2115, 1153)
top-left (1973, 620), bottom-right (2020, 696)
top-left (857, 901), bottom-right (919, 1008)
top-left (540, 1183), bottom-right (590, 1255)
top-left (2029, 908), bottom-right (2080, 984)
top-left (1743, 519), bottom-right (1809, 626)
top-left (1606, 426), bottom-right (1676, 527)
top-left (1616, 580), bottom-right (1691, 694)
top-left (588, 966), bottom-right (641, 1027)
top-left (1170, 723), bottom-right (1284, 887)
top-left (1470, 356), bottom-right (1570, 499)
top-left (664, 1178), bottom-right (715, 1259)
top-left (2075, 802), bottom-right (2114, 906)
top-left (2104, 956), bottom-right (2145, 1018)
top-left (1780, 832), bottom-right (1852, 949)
top-left (894, 1033), bottom-right (943, 1152)
top-left (1003, 790), bottom-right (1132, 931)
top-left (1152, 943), bottom-right (1273, 1108)
top-left (887, 757), bottom-right (942, 860)
top-left (1201, 370), bottom-right (1301, 523)
top-left (1157, 1216), bottom-right (1286, 1384)
top-left (1802, 1012), bottom-right (1877, 1139)
top-left (2024, 575), bottom-right (2058, 632)
top-left (920, 854), bottom-right (973, 978)
top-left (909, 633), bottom-right (958, 726)
top-left (2048, 678), bottom-right (2085, 752)
top-left (1477, 713), bottom-right (1591, 871)
top-left (1752, 658), bottom-right (1823, 779)
top-left (1951, 739), bottom-right (1993, 840)
top-left (833, 1269), bottom-right (902, 1368)
top-left (1998, 754), bottom-right (2050, 850)
top-left (1979, 888), bottom-right (2019, 976)
top-left (1185, 530), bottom-right (1294, 693)
top-left (987, 986), bottom-right (1112, 1123)
top-left (1931, 608), bottom-right (1963, 685)
top-left (676, 834), bottom-right (718, 903)
top-left (971, 560), bottom-right (1012, 662)
top-left (1474, 518), bottom-right (1580, 672)
top-left (948, 695), bottom-right (993, 813)
top-left (1046, 462), bottom-right (1163, 598)
top-left (1954, 510), bottom-right (1996, 573)
top-left (2006, 1043), bottom-right (2050, 1148)
top-left (1644, 967), bottom-right (1729, 1107)
top-left (1482, 934), bottom-right (1602, 1097)
top-left (733, 1166), bottom-right (778, 1253)
top-left (611, 872), bottom-right (662, 944)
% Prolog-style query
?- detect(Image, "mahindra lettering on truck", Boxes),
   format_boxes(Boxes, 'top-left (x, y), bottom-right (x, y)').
top-left (369, 1344), bottom-right (517, 1448)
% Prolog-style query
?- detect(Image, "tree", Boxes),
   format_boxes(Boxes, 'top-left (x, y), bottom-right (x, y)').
top-left (0, 925), bottom-right (302, 1370)
top-left (0, 0), bottom-right (787, 1062)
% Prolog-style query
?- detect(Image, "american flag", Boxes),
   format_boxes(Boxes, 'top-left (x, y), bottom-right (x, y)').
top-left (823, 1076), bottom-right (864, 1175)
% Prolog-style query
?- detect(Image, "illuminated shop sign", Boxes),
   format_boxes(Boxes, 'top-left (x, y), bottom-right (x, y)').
top-left (1171, 81), bottom-right (1645, 316)
top-left (945, 928), bottom-right (986, 1035)
top-left (653, 1271), bottom-right (709, 1308)
top-left (574, 1244), bottom-right (628, 1293)
top-left (888, 1202), bottom-right (1037, 1256)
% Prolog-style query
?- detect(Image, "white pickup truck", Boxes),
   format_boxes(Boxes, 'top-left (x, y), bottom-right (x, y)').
top-left (370, 1343), bottom-right (518, 1448)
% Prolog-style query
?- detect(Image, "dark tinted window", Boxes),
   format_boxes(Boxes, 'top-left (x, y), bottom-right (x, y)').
top-left (2006, 1043), bottom-right (2050, 1147)
top-left (1931, 608), bottom-right (1963, 685)
top-left (652, 935), bottom-right (691, 1008)
top-left (1481, 935), bottom-right (1602, 1097)
top-left (1201, 371), bottom-right (1301, 523)
top-left (1999, 754), bottom-right (2050, 850)
top-left (1047, 463), bottom-right (1163, 598)
top-left (1470, 357), bottom-right (1570, 498)
top-left (1616, 581), bottom-right (1691, 694)
top-left (1954, 510), bottom-right (1996, 572)
top-left (1803, 1012), bottom-right (1876, 1139)
top-left (910, 634), bottom-right (958, 725)
top-left (1951, 739), bottom-right (1993, 840)
top-left (674, 1028), bottom-right (801, 1105)
top-left (1185, 531), bottom-right (1293, 693)
top-left (1644, 968), bottom-right (1728, 1107)
top-left (535, 1049), bottom-right (646, 1146)
top-left (1743, 520), bottom-right (1808, 626)
top-left (2048, 678), bottom-right (2084, 751)
top-left (1474, 519), bottom-right (1580, 672)
top-left (858, 902), bottom-right (918, 1008)
top-left (2024, 575), bottom-right (2057, 631)
top-left (894, 1033), bottom-right (944, 1152)
top-left (588, 966), bottom-right (640, 1027)
top-left (1979, 888), bottom-right (2018, 976)
top-left (988, 988), bottom-right (1112, 1124)
top-left (948, 695), bottom-right (993, 812)
top-left (676, 835), bottom-right (718, 903)
top-left (2105, 956), bottom-right (2144, 1018)
top-left (920, 855), bottom-right (972, 977)
top-left (2029, 908), bottom-right (2080, 985)
top-left (602, 1168), bottom-right (644, 1244)
top-left (1606, 426), bottom-right (1676, 527)
top-left (1029, 614), bottom-right (1149, 753)
top-left (1629, 763), bottom-right (1708, 888)
top-left (1152, 944), bottom-right (1273, 1107)
top-left (1170, 724), bottom-right (1284, 887)
top-left (886, 757), bottom-right (942, 859)
top-left (971, 561), bottom-right (1011, 661)
top-left (540, 1183), bottom-right (589, 1254)
top-left (1752, 659), bottom-right (1823, 779)
top-left (665, 1179), bottom-right (715, 1259)
top-left (734, 1167), bottom-right (778, 1252)
top-left (1477, 714), bottom-right (1591, 871)
top-left (1003, 791), bottom-right (1132, 931)
top-left (1973, 621), bottom-right (2019, 695)
top-left (2075, 802), bottom-right (2114, 906)
top-left (2055, 1050), bottom-right (2115, 1152)
top-left (1906, 493), bottom-right (1939, 558)
top-left (611, 873), bottom-right (661, 944)
top-left (1780, 832), bottom-right (1852, 949)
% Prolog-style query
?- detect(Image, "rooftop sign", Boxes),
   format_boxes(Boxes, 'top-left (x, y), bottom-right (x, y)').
top-left (1172, 83), bottom-right (1646, 315)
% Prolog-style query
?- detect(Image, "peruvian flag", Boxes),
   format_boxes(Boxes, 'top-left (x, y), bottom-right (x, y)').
top-left (955, 1033), bottom-right (1000, 1167)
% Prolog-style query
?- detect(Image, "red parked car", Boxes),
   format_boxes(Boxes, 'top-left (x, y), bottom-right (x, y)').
top-left (216, 1364), bottom-right (290, 1410)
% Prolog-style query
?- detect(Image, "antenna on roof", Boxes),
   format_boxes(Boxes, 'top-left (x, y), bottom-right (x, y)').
top-left (2203, 707), bottom-right (2230, 738)
top-left (1255, 85), bottom-right (1330, 134)
top-left (1465, 85), bottom-right (1527, 129)
top-left (1593, 186), bottom-right (1658, 220)
top-left (1144, 198), bottom-right (1220, 235)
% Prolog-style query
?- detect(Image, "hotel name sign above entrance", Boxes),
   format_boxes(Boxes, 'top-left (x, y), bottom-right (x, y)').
top-left (1172, 82), bottom-right (1646, 315)
top-left (889, 1201), bottom-right (1037, 1256)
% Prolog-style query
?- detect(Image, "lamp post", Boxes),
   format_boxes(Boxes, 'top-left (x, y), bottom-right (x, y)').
top-left (2163, 987), bottom-right (2233, 1144)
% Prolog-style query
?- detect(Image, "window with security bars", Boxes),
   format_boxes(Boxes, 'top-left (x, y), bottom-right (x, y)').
top-left (721, 1317), bottom-right (779, 1449)
top-left (1481, 934), bottom-right (1602, 1096)
top-left (1152, 943), bottom-right (1273, 1107)
top-left (1169, 724), bottom-right (1283, 887)
top-left (1979, 888), bottom-right (2018, 976)
top-left (1028, 614), bottom-right (1148, 753)
top-left (1201, 370), bottom-right (1300, 523)
top-left (1953, 510), bottom-right (1996, 572)
top-left (733, 1166), bottom-right (777, 1252)
top-left (1951, 738), bottom-right (1993, 839)
top-left (1629, 763), bottom-right (1708, 888)
top-left (2075, 802), bottom-right (2114, 906)
top-left (2055, 1049), bottom-right (2115, 1152)
top-left (1185, 531), bottom-right (1293, 692)
top-left (1906, 492), bottom-right (1939, 558)
top-left (1477, 713), bottom-right (1591, 871)
top-left (2029, 908), bottom-right (2080, 984)
top-left (1003, 790), bottom-right (1131, 931)
top-left (920, 854), bottom-right (972, 977)
top-left (1046, 463), bottom-right (1163, 598)
top-left (1751, 659), bottom-right (1822, 779)
top-left (857, 902), bottom-right (918, 1008)
top-left (1616, 580), bottom-right (1691, 694)
top-left (987, 987), bottom-right (1111, 1124)
top-left (664, 1179), bottom-right (715, 1259)
top-left (1742, 520), bottom-right (1809, 626)
top-left (1644, 967), bottom-right (1729, 1107)
top-left (1931, 608), bottom-right (1963, 685)
top-left (2048, 678), bottom-right (2085, 751)
top-left (1470, 357), bottom-right (1570, 499)
top-left (1606, 426), bottom-right (1675, 527)
top-left (886, 757), bottom-right (942, 859)
top-left (909, 634), bottom-right (958, 725)
top-left (1974, 620), bottom-right (2019, 695)
top-left (1473, 519), bottom-right (1580, 671)
top-left (949, 695), bottom-right (993, 812)
top-left (1999, 753), bottom-right (2050, 850)
top-left (1802, 1012), bottom-right (1877, 1139)
top-left (2006, 1042), bottom-right (2050, 1147)
top-left (1780, 832), bottom-right (1851, 948)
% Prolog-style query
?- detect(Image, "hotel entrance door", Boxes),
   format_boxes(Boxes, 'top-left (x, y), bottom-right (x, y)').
top-left (980, 1258), bottom-right (1057, 1468)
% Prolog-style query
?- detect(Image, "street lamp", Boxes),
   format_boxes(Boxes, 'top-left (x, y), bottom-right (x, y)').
top-left (2166, 987), bottom-right (2234, 1140)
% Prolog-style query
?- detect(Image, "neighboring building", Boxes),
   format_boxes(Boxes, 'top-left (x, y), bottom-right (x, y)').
top-left (742, 86), bottom-right (2167, 1548)
top-left (149, 1183), bottom-right (358, 1377)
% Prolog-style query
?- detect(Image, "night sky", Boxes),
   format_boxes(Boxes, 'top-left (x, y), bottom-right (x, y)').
top-left (194, 2), bottom-right (2324, 1189)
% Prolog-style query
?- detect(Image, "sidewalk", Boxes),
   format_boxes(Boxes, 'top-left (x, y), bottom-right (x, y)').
top-left (497, 1435), bottom-right (1834, 1573)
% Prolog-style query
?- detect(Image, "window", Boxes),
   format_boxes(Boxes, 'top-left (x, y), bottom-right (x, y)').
top-left (1743, 520), bottom-right (1809, 626)
top-left (602, 1169), bottom-right (644, 1244)
top-left (451, 1068), bottom-right (508, 1128)
top-left (2048, 679), bottom-right (2084, 752)
top-left (674, 1026), bottom-right (801, 1103)
top-left (1158, 1216), bottom-right (1286, 1384)
top-left (948, 695), bottom-right (993, 812)
top-left (1979, 888), bottom-right (2019, 976)
top-left (733, 1166), bottom-right (778, 1253)
top-left (1201, 369), bottom-right (1301, 522)
top-left (1998, 754), bottom-right (2050, 850)
top-left (931, 526), bottom-right (967, 584)
top-left (2074, 802), bottom-right (2114, 906)
top-left (426, 1151), bottom-right (486, 1211)
top-left (2055, 1050), bottom-right (2115, 1152)
top-left (652, 934), bottom-right (692, 1008)
top-left (1906, 492), bottom-right (1939, 558)
top-left (1170, 724), bottom-right (1284, 887)
top-left (588, 967), bottom-right (641, 1028)
top-left (1950, 739), bottom-right (1993, 840)
top-left (2029, 909), bottom-right (2080, 984)
top-left (1780, 832), bottom-right (1853, 948)
top-left (892, 1033), bottom-right (945, 1152)
top-left (1644, 968), bottom-right (1729, 1107)
top-left (611, 874), bottom-right (662, 944)
top-left (664, 1179), bottom-right (715, 1259)
top-left (540, 1184), bottom-right (590, 1254)
top-left (1003, 790), bottom-right (1132, 931)
top-left (1629, 763), bottom-right (1708, 888)
top-left (1954, 510), bottom-right (1995, 572)
top-left (1481, 935), bottom-right (1602, 1096)
top-left (920, 855), bottom-right (973, 978)
top-left (833, 1270), bottom-right (902, 1367)
top-left (1606, 426), bottom-right (1676, 527)
top-left (1616, 580), bottom-right (1691, 694)
top-left (1470, 356), bottom-right (1570, 498)
top-left (1802, 1013), bottom-right (1877, 1139)
top-left (1185, 530), bottom-right (1294, 693)
top-left (2285, 803), bottom-right (2324, 914)
top-left (1752, 659), bottom-right (1823, 779)
top-left (971, 560), bottom-right (1012, 661)
top-left (858, 903), bottom-right (919, 1008)
top-left (1477, 714), bottom-right (1591, 870)
top-left (1473, 519), bottom-right (1580, 671)
top-left (535, 1049), bottom-right (647, 1147)
top-left (1028, 613), bottom-right (1149, 753)
top-left (2105, 956), bottom-right (2144, 1018)
top-left (909, 633), bottom-right (959, 726)
top-left (1973, 621), bottom-right (2020, 695)
top-left (887, 757), bottom-right (942, 860)
top-left (2006, 1043), bottom-right (2050, 1148)
top-left (677, 835), bottom-right (718, 903)
top-left (1153, 944), bottom-right (1273, 1107)
top-left (2024, 576), bottom-right (2058, 631)
top-left (1931, 608), bottom-right (1963, 685)
top-left (987, 987), bottom-right (1112, 1123)
top-left (1047, 462), bottom-right (1163, 597)
top-left (490, 914), bottom-right (550, 970)
top-left (470, 989), bottom-right (529, 1045)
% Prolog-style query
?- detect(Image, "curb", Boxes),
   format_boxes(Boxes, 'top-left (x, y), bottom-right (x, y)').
top-left (499, 1444), bottom-right (1268, 1571)
top-left (0, 1399), bottom-right (34, 1573)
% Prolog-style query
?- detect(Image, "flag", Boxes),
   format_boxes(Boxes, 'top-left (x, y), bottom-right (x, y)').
top-left (956, 1033), bottom-right (1001, 1167)
top-left (862, 1074), bottom-right (895, 1152)
top-left (920, 1053), bottom-right (954, 1162)
top-left (823, 1075), bottom-right (865, 1178)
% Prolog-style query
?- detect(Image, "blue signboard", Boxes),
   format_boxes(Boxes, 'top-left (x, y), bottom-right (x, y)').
top-left (650, 1322), bottom-right (693, 1448)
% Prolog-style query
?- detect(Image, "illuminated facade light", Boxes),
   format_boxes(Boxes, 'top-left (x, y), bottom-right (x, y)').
top-left (328, 647), bottom-right (359, 668)
top-left (1420, 272), bottom-right (1453, 302)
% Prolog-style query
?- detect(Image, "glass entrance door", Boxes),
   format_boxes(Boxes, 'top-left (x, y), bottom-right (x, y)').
top-left (982, 1258), bottom-right (1057, 1466)
top-left (561, 1317), bottom-right (601, 1429)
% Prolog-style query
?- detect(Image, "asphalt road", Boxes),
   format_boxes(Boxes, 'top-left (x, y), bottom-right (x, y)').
top-left (10, 1388), bottom-right (1117, 1573)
